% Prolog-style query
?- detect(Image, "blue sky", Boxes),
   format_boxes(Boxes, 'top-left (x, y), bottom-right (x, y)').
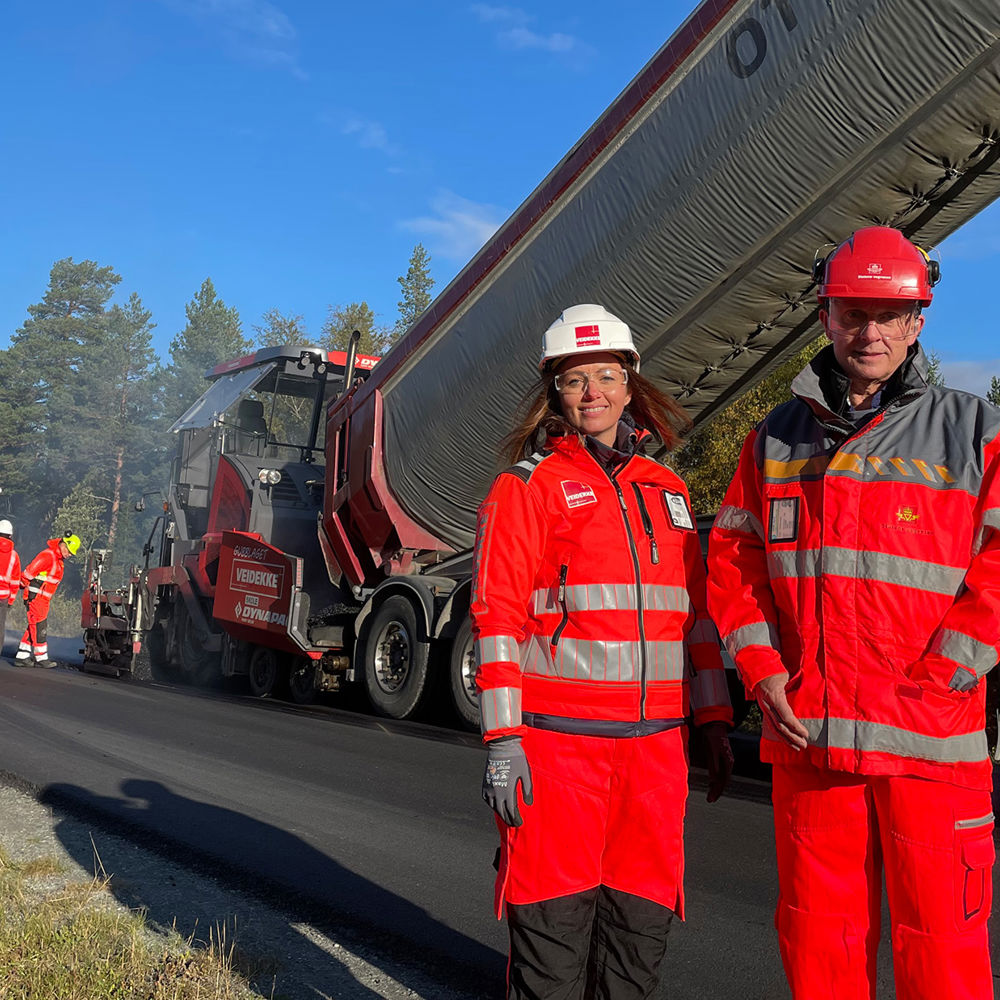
top-left (2, 0), bottom-right (999, 394)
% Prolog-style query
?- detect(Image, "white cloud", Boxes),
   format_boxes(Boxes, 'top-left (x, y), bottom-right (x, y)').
top-left (470, 4), bottom-right (585, 55)
top-left (400, 191), bottom-right (506, 261)
top-left (342, 117), bottom-right (396, 155)
top-left (158, 0), bottom-right (304, 77)
top-left (938, 360), bottom-right (1000, 398)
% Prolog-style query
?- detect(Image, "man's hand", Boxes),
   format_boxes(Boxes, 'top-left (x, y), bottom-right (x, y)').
top-left (482, 736), bottom-right (533, 827)
top-left (701, 721), bottom-right (734, 802)
top-left (754, 673), bottom-right (809, 750)
top-left (22, 590), bottom-right (34, 605)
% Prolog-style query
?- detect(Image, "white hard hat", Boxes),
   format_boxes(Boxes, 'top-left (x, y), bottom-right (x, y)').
top-left (0, 519), bottom-right (11, 536)
top-left (539, 304), bottom-right (640, 372)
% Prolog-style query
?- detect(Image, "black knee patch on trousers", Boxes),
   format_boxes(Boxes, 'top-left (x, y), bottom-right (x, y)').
top-left (507, 887), bottom-right (672, 1000)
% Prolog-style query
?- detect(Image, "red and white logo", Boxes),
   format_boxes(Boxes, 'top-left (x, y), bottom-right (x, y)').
top-left (867, 263), bottom-right (883, 275)
top-left (574, 324), bottom-right (601, 348)
top-left (561, 480), bottom-right (598, 509)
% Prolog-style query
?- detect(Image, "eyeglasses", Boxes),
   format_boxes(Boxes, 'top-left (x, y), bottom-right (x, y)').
top-left (553, 367), bottom-right (629, 395)
top-left (826, 306), bottom-right (919, 342)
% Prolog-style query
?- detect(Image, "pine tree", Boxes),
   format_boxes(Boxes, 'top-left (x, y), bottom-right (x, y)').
top-left (165, 279), bottom-right (250, 423)
top-left (394, 244), bottom-right (434, 341)
top-left (253, 308), bottom-right (308, 347)
top-left (321, 302), bottom-right (388, 356)
top-left (673, 337), bottom-right (827, 514)
top-left (987, 376), bottom-right (1000, 407)
top-left (0, 258), bottom-right (121, 550)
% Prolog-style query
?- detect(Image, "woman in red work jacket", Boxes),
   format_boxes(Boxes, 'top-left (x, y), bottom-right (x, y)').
top-left (471, 304), bottom-right (734, 1000)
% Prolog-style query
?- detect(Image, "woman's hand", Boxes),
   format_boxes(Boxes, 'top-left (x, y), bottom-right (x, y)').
top-left (482, 736), bottom-right (533, 826)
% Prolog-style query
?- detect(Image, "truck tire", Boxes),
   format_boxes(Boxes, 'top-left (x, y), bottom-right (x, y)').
top-left (288, 658), bottom-right (321, 705)
top-left (177, 601), bottom-right (222, 688)
top-left (362, 596), bottom-right (431, 720)
top-left (145, 616), bottom-right (175, 681)
top-left (448, 617), bottom-right (479, 731)
top-left (248, 645), bottom-right (285, 698)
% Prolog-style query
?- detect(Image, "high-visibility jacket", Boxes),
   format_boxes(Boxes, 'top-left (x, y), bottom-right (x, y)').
top-left (473, 430), bottom-right (732, 740)
top-left (21, 539), bottom-right (66, 604)
top-left (0, 537), bottom-right (20, 605)
top-left (707, 344), bottom-right (1000, 790)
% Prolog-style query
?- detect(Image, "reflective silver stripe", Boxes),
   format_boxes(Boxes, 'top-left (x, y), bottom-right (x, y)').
top-left (723, 621), bottom-right (780, 658)
top-left (981, 509), bottom-right (1000, 532)
top-left (715, 504), bottom-right (764, 539)
top-left (690, 667), bottom-right (729, 711)
top-left (794, 717), bottom-right (989, 764)
top-left (532, 584), bottom-right (689, 616)
top-left (687, 618), bottom-right (719, 645)
top-left (933, 629), bottom-right (997, 679)
top-left (768, 548), bottom-right (967, 596)
top-left (480, 686), bottom-right (522, 732)
top-left (522, 634), bottom-right (686, 682)
top-left (475, 634), bottom-right (520, 666)
top-left (955, 813), bottom-right (994, 830)
top-left (973, 508), bottom-right (1000, 554)
top-left (949, 668), bottom-right (979, 693)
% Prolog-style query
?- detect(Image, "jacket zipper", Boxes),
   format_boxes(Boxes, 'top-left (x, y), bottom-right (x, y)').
top-left (610, 469), bottom-right (648, 721)
top-left (551, 563), bottom-right (570, 648)
top-left (630, 483), bottom-right (659, 564)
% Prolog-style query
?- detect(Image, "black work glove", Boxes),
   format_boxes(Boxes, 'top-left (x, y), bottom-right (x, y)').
top-left (702, 721), bottom-right (735, 803)
top-left (482, 736), bottom-right (533, 827)
top-left (22, 590), bottom-right (35, 605)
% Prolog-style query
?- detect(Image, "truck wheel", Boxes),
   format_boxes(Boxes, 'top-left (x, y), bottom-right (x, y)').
top-left (177, 601), bottom-right (221, 687)
top-left (288, 658), bottom-right (321, 705)
top-left (145, 617), bottom-right (175, 681)
top-left (248, 645), bottom-right (284, 698)
top-left (362, 596), bottom-right (430, 719)
top-left (448, 617), bottom-right (479, 731)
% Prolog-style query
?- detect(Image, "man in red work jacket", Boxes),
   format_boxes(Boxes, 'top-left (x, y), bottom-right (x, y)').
top-left (15, 532), bottom-right (80, 668)
top-left (707, 226), bottom-right (999, 1000)
top-left (0, 519), bottom-right (20, 657)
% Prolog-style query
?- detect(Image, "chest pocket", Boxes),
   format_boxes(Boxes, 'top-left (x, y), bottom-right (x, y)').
top-left (631, 483), bottom-right (695, 566)
top-left (763, 482), bottom-right (804, 546)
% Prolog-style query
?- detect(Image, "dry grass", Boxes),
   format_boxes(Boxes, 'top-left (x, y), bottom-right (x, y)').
top-left (0, 844), bottom-right (270, 1000)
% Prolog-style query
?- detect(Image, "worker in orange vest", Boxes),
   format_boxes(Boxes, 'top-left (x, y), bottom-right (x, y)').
top-left (15, 532), bottom-right (80, 668)
top-left (0, 519), bottom-right (21, 657)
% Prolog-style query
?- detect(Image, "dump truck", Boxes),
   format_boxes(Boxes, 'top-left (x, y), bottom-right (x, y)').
top-left (82, 0), bottom-right (1000, 729)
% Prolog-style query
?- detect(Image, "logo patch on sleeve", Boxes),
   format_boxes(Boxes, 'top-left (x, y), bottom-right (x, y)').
top-left (561, 480), bottom-right (598, 509)
top-left (662, 490), bottom-right (695, 530)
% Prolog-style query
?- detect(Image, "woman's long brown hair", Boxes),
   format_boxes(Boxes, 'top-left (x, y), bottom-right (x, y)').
top-left (500, 364), bottom-right (692, 466)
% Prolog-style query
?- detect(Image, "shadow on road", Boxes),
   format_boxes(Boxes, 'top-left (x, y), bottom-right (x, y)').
top-left (41, 779), bottom-right (499, 1000)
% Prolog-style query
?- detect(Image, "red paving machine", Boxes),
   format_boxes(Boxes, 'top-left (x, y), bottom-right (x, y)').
top-left (84, 0), bottom-right (1000, 728)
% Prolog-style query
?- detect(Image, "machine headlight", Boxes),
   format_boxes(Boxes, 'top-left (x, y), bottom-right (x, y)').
top-left (258, 468), bottom-right (282, 485)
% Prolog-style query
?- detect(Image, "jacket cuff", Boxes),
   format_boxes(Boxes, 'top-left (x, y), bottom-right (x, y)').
top-left (693, 706), bottom-right (734, 728)
top-left (735, 647), bottom-right (787, 696)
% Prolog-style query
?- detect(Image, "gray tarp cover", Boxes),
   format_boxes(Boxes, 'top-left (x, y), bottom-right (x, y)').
top-left (378, 0), bottom-right (1000, 553)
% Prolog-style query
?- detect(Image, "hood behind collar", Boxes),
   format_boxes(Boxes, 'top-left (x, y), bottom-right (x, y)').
top-left (791, 342), bottom-right (930, 426)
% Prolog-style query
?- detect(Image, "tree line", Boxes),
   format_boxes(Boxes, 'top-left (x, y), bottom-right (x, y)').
top-left (0, 245), bottom-right (435, 584)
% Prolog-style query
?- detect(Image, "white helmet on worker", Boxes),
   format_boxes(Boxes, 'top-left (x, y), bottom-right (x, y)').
top-left (539, 304), bottom-right (641, 372)
top-left (0, 519), bottom-right (11, 538)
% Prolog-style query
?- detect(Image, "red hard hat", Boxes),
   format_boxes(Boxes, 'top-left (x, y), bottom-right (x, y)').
top-left (814, 226), bottom-right (939, 306)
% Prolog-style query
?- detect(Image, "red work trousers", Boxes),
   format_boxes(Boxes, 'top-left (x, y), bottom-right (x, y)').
top-left (772, 763), bottom-right (994, 1000)
top-left (495, 726), bottom-right (688, 1000)
top-left (17, 596), bottom-right (49, 660)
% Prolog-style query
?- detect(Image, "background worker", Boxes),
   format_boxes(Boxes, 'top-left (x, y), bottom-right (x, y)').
top-left (707, 227), bottom-right (998, 999)
top-left (0, 519), bottom-right (21, 656)
top-left (472, 304), bottom-right (734, 1000)
top-left (16, 531), bottom-right (80, 669)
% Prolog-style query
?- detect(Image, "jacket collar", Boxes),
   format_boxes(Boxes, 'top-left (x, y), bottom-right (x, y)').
top-left (790, 342), bottom-right (930, 429)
